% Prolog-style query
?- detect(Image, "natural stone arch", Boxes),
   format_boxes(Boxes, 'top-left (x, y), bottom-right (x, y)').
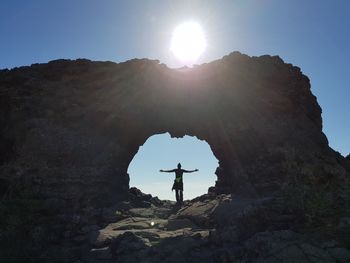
top-left (0, 52), bottom-right (348, 211)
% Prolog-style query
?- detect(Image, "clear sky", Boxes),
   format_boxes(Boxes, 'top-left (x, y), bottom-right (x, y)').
top-left (128, 134), bottom-right (218, 201)
top-left (1, 1), bottom-right (349, 199)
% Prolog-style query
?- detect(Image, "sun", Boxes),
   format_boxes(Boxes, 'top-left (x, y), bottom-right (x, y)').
top-left (170, 21), bottom-right (207, 65)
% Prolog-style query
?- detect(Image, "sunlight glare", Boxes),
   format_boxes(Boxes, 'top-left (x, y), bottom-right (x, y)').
top-left (170, 21), bottom-right (207, 65)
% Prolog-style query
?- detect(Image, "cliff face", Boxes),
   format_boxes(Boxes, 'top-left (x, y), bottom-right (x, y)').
top-left (0, 52), bottom-right (349, 208)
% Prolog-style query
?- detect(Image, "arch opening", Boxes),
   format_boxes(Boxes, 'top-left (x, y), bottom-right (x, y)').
top-left (127, 133), bottom-right (219, 201)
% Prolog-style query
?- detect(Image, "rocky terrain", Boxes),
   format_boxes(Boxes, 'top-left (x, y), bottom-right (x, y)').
top-left (2, 182), bottom-right (350, 262)
top-left (0, 52), bottom-right (349, 262)
top-left (3, 186), bottom-right (346, 263)
top-left (59, 188), bottom-right (350, 262)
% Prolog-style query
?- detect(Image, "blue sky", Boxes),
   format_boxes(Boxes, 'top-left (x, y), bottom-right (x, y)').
top-left (1, 1), bottom-right (349, 199)
top-left (128, 134), bottom-right (218, 200)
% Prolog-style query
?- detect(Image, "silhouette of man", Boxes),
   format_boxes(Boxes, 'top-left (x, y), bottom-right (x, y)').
top-left (160, 163), bottom-right (198, 204)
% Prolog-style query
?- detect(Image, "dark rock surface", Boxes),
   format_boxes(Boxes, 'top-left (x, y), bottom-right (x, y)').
top-left (0, 53), bottom-right (349, 205)
top-left (66, 190), bottom-right (350, 262)
top-left (0, 52), bottom-right (350, 262)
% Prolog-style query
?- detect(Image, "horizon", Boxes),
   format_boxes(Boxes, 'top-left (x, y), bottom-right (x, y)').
top-left (0, 50), bottom-right (297, 70)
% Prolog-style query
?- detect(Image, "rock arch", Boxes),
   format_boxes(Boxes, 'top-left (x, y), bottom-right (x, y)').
top-left (0, 52), bottom-right (348, 210)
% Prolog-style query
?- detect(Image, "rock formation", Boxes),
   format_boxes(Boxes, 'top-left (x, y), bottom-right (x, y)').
top-left (82, 189), bottom-right (350, 263)
top-left (0, 52), bottom-right (349, 262)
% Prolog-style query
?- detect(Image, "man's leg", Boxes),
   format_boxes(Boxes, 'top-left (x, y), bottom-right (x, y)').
top-left (175, 189), bottom-right (179, 202)
top-left (180, 190), bottom-right (183, 202)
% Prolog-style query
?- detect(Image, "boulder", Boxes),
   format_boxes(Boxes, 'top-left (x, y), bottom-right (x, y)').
top-left (171, 199), bottom-right (219, 227)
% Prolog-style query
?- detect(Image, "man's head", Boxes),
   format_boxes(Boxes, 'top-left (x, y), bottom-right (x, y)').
top-left (177, 163), bottom-right (181, 169)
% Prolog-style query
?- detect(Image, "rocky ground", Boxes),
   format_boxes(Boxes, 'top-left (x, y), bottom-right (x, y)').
top-left (1, 184), bottom-right (350, 262)
top-left (62, 187), bottom-right (350, 263)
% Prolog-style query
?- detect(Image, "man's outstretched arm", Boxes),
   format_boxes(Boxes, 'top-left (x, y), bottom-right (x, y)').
top-left (182, 169), bottom-right (199, 173)
top-left (159, 169), bottom-right (176, 172)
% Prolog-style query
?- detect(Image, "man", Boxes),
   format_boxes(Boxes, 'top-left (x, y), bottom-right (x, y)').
top-left (160, 163), bottom-right (199, 204)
